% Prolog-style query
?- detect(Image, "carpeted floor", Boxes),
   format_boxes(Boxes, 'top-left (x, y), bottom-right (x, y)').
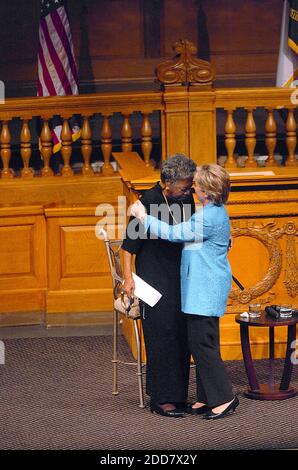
top-left (0, 334), bottom-right (297, 450)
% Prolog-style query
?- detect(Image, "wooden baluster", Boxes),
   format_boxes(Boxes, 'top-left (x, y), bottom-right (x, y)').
top-left (40, 119), bottom-right (54, 176)
top-left (20, 119), bottom-right (33, 178)
top-left (101, 115), bottom-right (113, 175)
top-left (286, 108), bottom-right (297, 167)
top-left (265, 108), bottom-right (277, 167)
top-left (224, 109), bottom-right (236, 168)
top-left (81, 115), bottom-right (93, 175)
top-left (61, 118), bottom-right (73, 176)
top-left (0, 120), bottom-right (13, 178)
top-left (141, 113), bottom-right (152, 167)
top-left (121, 114), bottom-right (132, 152)
top-left (245, 108), bottom-right (257, 167)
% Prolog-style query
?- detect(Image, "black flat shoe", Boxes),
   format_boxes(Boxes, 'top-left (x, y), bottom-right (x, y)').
top-left (203, 396), bottom-right (239, 420)
top-left (174, 402), bottom-right (189, 412)
top-left (186, 404), bottom-right (210, 415)
top-left (150, 402), bottom-right (185, 418)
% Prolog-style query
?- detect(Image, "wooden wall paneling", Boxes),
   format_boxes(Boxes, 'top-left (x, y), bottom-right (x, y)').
top-left (188, 89), bottom-right (217, 164)
top-left (0, 176), bottom-right (124, 205)
top-left (0, 206), bottom-right (47, 314)
top-left (163, 0), bottom-right (197, 55)
top-left (46, 216), bottom-right (62, 292)
top-left (0, 176), bottom-right (126, 324)
top-left (163, 86), bottom-right (190, 157)
top-left (143, 0), bottom-right (163, 58)
top-left (0, 225), bottom-right (33, 278)
top-left (200, 0), bottom-right (283, 78)
top-left (85, 0), bottom-right (144, 58)
top-left (79, 0), bottom-right (145, 83)
top-left (45, 204), bottom-right (125, 315)
top-left (0, 0), bottom-right (39, 85)
top-left (46, 289), bottom-right (113, 316)
top-left (59, 220), bottom-right (114, 290)
top-left (0, 310), bottom-right (45, 327)
top-left (1, 0), bottom-right (285, 96)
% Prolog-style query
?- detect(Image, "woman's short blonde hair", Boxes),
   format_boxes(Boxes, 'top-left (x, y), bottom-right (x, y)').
top-left (195, 164), bottom-right (230, 205)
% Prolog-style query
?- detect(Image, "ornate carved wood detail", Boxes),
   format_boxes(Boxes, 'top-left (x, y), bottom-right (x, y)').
top-left (284, 222), bottom-right (298, 297)
top-left (229, 220), bottom-right (283, 304)
top-left (155, 39), bottom-right (215, 87)
top-left (229, 219), bottom-right (298, 306)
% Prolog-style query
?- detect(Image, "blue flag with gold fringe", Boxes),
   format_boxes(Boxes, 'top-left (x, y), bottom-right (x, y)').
top-left (277, 0), bottom-right (298, 87)
top-left (288, 0), bottom-right (298, 53)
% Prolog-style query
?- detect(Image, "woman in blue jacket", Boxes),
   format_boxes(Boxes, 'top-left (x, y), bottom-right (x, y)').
top-left (131, 164), bottom-right (239, 420)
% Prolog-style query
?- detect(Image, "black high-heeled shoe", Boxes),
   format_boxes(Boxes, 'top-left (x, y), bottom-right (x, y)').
top-left (186, 404), bottom-right (210, 415)
top-left (203, 396), bottom-right (239, 420)
top-left (150, 402), bottom-right (186, 418)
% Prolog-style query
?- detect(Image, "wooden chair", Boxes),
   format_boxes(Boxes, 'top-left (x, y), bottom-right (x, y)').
top-left (100, 228), bottom-right (145, 408)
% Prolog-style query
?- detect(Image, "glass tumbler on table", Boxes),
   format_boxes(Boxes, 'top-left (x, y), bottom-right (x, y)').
top-left (248, 303), bottom-right (262, 318)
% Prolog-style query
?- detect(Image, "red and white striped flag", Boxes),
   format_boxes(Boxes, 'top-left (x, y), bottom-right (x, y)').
top-left (38, 0), bottom-right (80, 153)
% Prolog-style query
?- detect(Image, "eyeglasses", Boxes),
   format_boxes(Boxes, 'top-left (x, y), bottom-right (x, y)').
top-left (175, 186), bottom-right (195, 194)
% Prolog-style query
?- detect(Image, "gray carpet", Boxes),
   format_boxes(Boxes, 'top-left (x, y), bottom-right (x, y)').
top-left (0, 335), bottom-right (297, 450)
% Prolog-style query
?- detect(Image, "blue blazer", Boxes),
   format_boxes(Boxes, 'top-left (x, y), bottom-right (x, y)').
top-left (144, 203), bottom-right (232, 317)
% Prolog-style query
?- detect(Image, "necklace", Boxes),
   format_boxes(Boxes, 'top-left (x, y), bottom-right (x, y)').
top-left (162, 191), bottom-right (185, 225)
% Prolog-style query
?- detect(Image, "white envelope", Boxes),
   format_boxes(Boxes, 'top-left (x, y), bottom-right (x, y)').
top-left (132, 273), bottom-right (162, 307)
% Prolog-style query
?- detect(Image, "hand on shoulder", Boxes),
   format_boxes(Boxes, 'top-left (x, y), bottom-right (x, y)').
top-left (130, 200), bottom-right (147, 221)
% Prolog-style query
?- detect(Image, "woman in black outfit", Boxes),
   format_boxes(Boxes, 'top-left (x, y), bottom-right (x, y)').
top-left (122, 154), bottom-right (196, 417)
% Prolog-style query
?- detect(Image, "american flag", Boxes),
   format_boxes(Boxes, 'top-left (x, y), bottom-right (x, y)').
top-left (38, 0), bottom-right (80, 153)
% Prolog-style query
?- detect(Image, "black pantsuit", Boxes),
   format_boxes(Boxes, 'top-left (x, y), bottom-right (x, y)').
top-left (187, 314), bottom-right (234, 407)
top-left (122, 183), bottom-right (195, 403)
top-left (141, 295), bottom-right (189, 403)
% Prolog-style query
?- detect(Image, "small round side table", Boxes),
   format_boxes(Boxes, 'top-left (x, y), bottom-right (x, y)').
top-left (235, 313), bottom-right (298, 400)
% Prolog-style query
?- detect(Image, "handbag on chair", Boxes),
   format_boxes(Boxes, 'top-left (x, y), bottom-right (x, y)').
top-left (114, 292), bottom-right (140, 320)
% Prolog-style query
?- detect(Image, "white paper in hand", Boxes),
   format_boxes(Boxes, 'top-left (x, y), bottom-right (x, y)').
top-left (132, 273), bottom-right (162, 307)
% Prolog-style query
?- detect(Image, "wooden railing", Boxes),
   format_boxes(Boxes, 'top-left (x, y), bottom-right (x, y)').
top-left (0, 91), bottom-right (164, 179)
top-left (215, 87), bottom-right (298, 168)
top-left (2, 87), bottom-right (297, 178)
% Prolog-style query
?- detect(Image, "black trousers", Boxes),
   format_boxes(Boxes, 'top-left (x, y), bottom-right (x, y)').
top-left (187, 314), bottom-right (234, 408)
top-left (141, 299), bottom-right (190, 404)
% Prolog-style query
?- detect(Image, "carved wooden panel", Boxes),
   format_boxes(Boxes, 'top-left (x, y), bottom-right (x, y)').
top-left (189, 109), bottom-right (217, 164)
top-left (60, 226), bottom-right (108, 278)
top-left (156, 39), bottom-right (215, 86)
top-left (227, 218), bottom-right (298, 311)
top-left (0, 226), bottom-right (32, 276)
top-left (0, 212), bottom-right (47, 313)
top-left (0, 215), bottom-right (46, 289)
top-left (165, 112), bottom-right (189, 156)
top-left (46, 207), bottom-right (125, 313)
